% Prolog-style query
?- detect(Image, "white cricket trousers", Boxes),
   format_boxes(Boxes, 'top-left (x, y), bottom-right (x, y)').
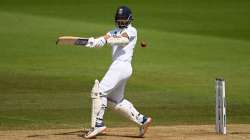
top-left (96, 60), bottom-right (145, 126)
top-left (99, 60), bottom-right (132, 103)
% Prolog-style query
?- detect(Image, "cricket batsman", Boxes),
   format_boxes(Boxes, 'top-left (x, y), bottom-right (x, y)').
top-left (57, 6), bottom-right (152, 139)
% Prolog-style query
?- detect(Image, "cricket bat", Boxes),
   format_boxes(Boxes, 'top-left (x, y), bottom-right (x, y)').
top-left (56, 36), bottom-right (89, 46)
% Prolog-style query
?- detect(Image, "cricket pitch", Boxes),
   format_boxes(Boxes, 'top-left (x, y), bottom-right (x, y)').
top-left (0, 124), bottom-right (250, 140)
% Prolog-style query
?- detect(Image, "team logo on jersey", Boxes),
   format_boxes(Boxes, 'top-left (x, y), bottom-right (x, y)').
top-left (118, 8), bottom-right (123, 14)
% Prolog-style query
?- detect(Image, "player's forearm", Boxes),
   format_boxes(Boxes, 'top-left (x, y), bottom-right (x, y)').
top-left (92, 35), bottom-right (129, 47)
top-left (106, 37), bottom-right (129, 46)
top-left (104, 33), bottom-right (129, 46)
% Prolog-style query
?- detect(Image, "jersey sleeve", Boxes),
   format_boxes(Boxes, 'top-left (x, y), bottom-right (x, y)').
top-left (106, 29), bottom-right (116, 37)
top-left (123, 27), bottom-right (137, 41)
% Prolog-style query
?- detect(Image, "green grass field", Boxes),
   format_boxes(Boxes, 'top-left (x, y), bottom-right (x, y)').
top-left (0, 0), bottom-right (250, 130)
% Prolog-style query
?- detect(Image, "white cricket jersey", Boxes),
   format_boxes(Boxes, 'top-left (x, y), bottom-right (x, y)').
top-left (107, 24), bottom-right (137, 63)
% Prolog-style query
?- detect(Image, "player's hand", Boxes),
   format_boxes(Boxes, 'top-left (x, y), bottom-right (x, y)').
top-left (86, 36), bottom-right (107, 48)
top-left (95, 37), bottom-right (106, 48)
top-left (86, 37), bottom-right (96, 48)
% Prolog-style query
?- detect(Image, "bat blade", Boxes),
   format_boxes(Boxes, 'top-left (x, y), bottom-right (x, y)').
top-left (56, 36), bottom-right (89, 46)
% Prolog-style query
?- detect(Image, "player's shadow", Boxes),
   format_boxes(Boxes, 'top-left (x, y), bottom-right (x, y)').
top-left (27, 130), bottom-right (85, 138)
top-left (79, 130), bottom-right (143, 139)
top-left (28, 129), bottom-right (142, 139)
top-left (101, 133), bottom-right (142, 138)
top-left (230, 132), bottom-right (250, 135)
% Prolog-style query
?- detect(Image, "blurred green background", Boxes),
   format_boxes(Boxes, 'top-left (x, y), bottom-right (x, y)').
top-left (0, 0), bottom-right (250, 130)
